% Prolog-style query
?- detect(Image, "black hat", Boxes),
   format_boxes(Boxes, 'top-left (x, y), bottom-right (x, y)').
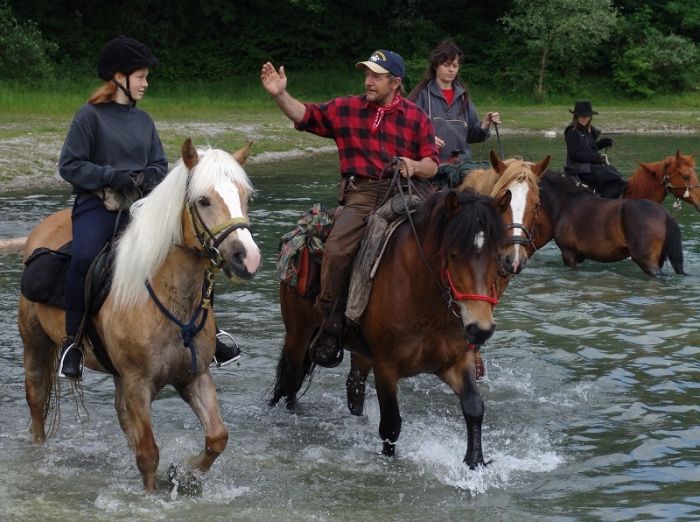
top-left (569, 101), bottom-right (599, 116)
top-left (97, 35), bottom-right (159, 80)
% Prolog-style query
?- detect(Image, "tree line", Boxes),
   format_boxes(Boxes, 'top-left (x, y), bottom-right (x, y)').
top-left (2, 0), bottom-right (698, 98)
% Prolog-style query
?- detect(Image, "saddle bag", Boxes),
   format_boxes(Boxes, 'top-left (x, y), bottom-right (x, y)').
top-left (20, 243), bottom-right (71, 308)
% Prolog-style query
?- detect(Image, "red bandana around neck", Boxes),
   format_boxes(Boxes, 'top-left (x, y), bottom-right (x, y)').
top-left (371, 93), bottom-right (402, 134)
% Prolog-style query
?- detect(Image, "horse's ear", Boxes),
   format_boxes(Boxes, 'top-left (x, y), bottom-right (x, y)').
top-left (490, 150), bottom-right (507, 174)
top-left (233, 141), bottom-right (254, 165)
top-left (492, 190), bottom-right (512, 214)
top-left (531, 155), bottom-right (551, 177)
top-left (182, 138), bottom-right (199, 170)
top-left (444, 190), bottom-right (461, 218)
top-left (676, 149), bottom-right (683, 163)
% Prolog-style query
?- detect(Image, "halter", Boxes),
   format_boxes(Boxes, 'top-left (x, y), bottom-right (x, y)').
top-left (661, 161), bottom-right (699, 209)
top-left (439, 260), bottom-right (499, 318)
top-left (189, 201), bottom-right (251, 267)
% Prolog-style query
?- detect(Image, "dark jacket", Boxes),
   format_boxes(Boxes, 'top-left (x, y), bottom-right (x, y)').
top-left (565, 123), bottom-right (605, 166)
top-left (413, 80), bottom-right (489, 163)
top-left (59, 102), bottom-right (168, 195)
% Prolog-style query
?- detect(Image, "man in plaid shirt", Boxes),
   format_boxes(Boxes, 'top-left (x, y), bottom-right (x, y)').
top-left (261, 49), bottom-right (439, 367)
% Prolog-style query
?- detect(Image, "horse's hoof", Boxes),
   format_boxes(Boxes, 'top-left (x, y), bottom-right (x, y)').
top-left (167, 463), bottom-right (203, 497)
top-left (382, 441), bottom-right (396, 457)
top-left (466, 458), bottom-right (491, 470)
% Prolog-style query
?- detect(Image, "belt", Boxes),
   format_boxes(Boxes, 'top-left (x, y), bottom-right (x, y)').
top-left (342, 174), bottom-right (391, 184)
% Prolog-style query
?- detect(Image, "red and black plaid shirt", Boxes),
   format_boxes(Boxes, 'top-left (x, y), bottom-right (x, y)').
top-left (295, 95), bottom-right (439, 179)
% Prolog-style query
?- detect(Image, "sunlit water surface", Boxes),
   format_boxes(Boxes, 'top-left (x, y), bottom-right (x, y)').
top-left (1, 135), bottom-right (698, 521)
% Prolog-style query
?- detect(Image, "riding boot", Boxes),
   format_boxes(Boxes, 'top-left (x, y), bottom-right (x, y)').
top-left (58, 336), bottom-right (84, 381)
top-left (309, 305), bottom-right (345, 368)
top-left (212, 328), bottom-right (241, 368)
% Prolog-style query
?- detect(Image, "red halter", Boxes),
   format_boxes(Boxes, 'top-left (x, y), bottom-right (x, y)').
top-left (440, 264), bottom-right (499, 306)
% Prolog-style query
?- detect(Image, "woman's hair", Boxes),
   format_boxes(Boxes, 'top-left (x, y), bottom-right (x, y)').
top-left (568, 115), bottom-right (592, 131)
top-left (88, 81), bottom-right (117, 105)
top-left (408, 38), bottom-right (470, 112)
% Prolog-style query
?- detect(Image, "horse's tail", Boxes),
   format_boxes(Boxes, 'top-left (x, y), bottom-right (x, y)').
top-left (268, 284), bottom-right (317, 408)
top-left (664, 214), bottom-right (686, 275)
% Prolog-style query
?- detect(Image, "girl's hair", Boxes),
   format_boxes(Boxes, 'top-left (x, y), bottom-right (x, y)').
top-left (568, 115), bottom-right (592, 130)
top-left (408, 38), bottom-right (470, 112)
top-left (88, 81), bottom-right (117, 105)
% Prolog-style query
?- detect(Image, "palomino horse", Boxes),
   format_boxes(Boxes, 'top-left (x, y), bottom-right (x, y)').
top-left (539, 170), bottom-right (685, 276)
top-left (459, 151), bottom-right (550, 278)
top-left (625, 150), bottom-right (699, 210)
top-left (271, 190), bottom-right (509, 467)
top-left (18, 139), bottom-right (261, 491)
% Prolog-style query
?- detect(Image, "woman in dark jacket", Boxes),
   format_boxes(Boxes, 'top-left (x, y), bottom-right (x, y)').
top-left (564, 101), bottom-right (627, 198)
top-left (408, 38), bottom-right (500, 187)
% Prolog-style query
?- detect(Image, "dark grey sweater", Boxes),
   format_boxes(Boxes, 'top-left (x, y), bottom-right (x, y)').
top-left (59, 101), bottom-right (168, 194)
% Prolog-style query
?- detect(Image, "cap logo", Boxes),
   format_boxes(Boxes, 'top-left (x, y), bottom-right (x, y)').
top-left (370, 51), bottom-right (386, 63)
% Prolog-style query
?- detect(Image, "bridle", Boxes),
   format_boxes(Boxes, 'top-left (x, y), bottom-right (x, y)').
top-left (189, 201), bottom-right (251, 268)
top-left (389, 158), bottom-right (500, 318)
top-left (145, 169), bottom-right (252, 375)
top-left (661, 160), bottom-right (699, 209)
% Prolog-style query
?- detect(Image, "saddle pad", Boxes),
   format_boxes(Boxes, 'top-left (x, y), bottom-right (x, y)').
top-left (345, 193), bottom-right (421, 323)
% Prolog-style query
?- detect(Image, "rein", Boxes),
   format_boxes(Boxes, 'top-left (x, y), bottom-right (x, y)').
top-left (390, 158), bottom-right (499, 317)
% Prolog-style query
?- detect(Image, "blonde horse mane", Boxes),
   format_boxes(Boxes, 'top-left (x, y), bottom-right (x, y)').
top-left (491, 158), bottom-right (540, 197)
top-left (110, 148), bottom-right (254, 310)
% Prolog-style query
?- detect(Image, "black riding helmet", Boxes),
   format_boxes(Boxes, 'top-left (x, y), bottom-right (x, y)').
top-left (97, 35), bottom-right (158, 80)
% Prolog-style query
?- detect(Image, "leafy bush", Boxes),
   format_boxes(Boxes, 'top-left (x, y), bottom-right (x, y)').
top-left (613, 28), bottom-right (699, 98)
top-left (0, 2), bottom-right (56, 81)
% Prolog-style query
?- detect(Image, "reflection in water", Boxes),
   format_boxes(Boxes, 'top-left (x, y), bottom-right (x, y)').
top-left (0, 136), bottom-right (699, 520)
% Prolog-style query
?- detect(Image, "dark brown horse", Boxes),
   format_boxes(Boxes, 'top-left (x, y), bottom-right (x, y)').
top-left (539, 171), bottom-right (685, 276)
top-left (271, 190), bottom-right (509, 467)
top-left (19, 139), bottom-right (261, 491)
top-left (530, 151), bottom-right (699, 254)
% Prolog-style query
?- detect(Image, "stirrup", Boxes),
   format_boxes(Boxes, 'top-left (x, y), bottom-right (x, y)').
top-left (58, 342), bottom-right (84, 381)
top-left (309, 328), bottom-right (344, 369)
top-left (212, 329), bottom-right (241, 368)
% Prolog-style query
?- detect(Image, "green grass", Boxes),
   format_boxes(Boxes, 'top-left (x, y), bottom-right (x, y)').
top-left (1, 74), bottom-right (698, 190)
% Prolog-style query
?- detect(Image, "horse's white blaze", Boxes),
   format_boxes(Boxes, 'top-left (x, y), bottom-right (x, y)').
top-left (214, 181), bottom-right (261, 274)
top-left (509, 181), bottom-right (529, 267)
top-left (474, 230), bottom-right (485, 250)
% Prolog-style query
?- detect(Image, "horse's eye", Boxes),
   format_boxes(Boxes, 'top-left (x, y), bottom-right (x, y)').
top-left (198, 196), bottom-right (211, 207)
top-left (683, 175), bottom-right (690, 181)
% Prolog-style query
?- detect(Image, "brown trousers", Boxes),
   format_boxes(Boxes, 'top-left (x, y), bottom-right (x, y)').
top-left (316, 176), bottom-right (394, 330)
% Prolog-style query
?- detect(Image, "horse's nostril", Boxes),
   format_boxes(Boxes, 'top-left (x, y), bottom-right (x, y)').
top-left (465, 323), bottom-right (495, 345)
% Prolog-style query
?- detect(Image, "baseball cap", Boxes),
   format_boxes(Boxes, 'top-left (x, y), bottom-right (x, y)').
top-left (356, 49), bottom-right (405, 79)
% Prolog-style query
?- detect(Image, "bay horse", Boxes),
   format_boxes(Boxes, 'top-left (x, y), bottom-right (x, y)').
top-left (271, 190), bottom-right (509, 467)
top-left (18, 139), bottom-right (261, 491)
top-left (340, 152), bottom-right (551, 406)
top-left (624, 150), bottom-right (699, 210)
top-left (531, 151), bottom-right (699, 254)
top-left (539, 170), bottom-right (685, 276)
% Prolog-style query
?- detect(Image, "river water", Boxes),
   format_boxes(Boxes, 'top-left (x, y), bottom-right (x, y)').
top-left (1, 135), bottom-right (699, 521)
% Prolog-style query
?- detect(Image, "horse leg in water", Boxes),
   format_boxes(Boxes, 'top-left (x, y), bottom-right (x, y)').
top-left (19, 301), bottom-right (59, 444)
top-left (176, 372), bottom-right (228, 472)
top-left (270, 285), bottom-right (315, 410)
top-left (440, 350), bottom-right (485, 469)
top-left (114, 377), bottom-right (159, 491)
top-left (346, 353), bottom-right (372, 416)
top-left (373, 362), bottom-right (402, 457)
